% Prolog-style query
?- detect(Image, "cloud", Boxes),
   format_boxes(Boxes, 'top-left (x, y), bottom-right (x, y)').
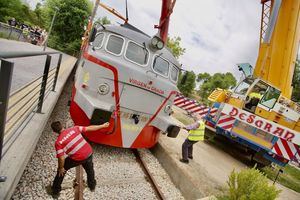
top-left (30, 0), bottom-right (262, 80)
top-left (168, 0), bottom-right (261, 79)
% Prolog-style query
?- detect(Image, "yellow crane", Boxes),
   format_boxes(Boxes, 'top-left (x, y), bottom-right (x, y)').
top-left (207, 0), bottom-right (300, 166)
top-left (255, 0), bottom-right (299, 99)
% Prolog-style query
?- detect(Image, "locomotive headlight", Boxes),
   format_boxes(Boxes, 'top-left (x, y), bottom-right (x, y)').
top-left (156, 40), bottom-right (164, 49)
top-left (98, 83), bottom-right (110, 95)
top-left (151, 36), bottom-right (158, 46)
top-left (150, 35), bottom-right (164, 50)
top-left (164, 104), bottom-right (172, 114)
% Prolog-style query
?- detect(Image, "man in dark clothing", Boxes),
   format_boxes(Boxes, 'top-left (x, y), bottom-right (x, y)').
top-left (48, 121), bottom-right (109, 198)
top-left (7, 18), bottom-right (17, 27)
top-left (180, 116), bottom-right (206, 164)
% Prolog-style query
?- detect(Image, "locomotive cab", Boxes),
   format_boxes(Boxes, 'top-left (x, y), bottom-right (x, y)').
top-left (70, 24), bottom-right (181, 148)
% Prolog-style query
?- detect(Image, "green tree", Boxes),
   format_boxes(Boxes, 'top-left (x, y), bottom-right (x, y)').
top-left (45, 0), bottom-right (92, 54)
top-left (95, 16), bottom-right (111, 25)
top-left (197, 72), bottom-right (211, 83)
top-left (0, 0), bottom-right (46, 29)
top-left (292, 59), bottom-right (300, 102)
top-left (167, 36), bottom-right (186, 59)
top-left (178, 71), bottom-right (196, 97)
top-left (197, 72), bottom-right (236, 103)
top-left (0, 0), bottom-right (23, 22)
top-left (34, 2), bottom-right (46, 27)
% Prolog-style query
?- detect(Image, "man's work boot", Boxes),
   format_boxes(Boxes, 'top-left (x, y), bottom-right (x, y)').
top-left (188, 156), bottom-right (193, 159)
top-left (179, 158), bottom-right (189, 164)
top-left (88, 180), bottom-right (97, 192)
top-left (46, 185), bottom-right (60, 199)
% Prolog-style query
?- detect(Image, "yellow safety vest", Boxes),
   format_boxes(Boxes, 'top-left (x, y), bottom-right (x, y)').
top-left (188, 121), bottom-right (205, 141)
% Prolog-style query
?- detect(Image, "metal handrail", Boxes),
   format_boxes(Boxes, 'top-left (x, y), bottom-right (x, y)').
top-left (10, 67), bottom-right (56, 97)
top-left (6, 89), bottom-right (41, 124)
top-left (0, 51), bottom-right (59, 59)
top-left (8, 81), bottom-right (42, 111)
top-left (0, 51), bottom-right (63, 163)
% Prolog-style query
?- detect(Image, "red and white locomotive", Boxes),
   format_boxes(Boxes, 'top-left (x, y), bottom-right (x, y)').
top-left (70, 0), bottom-right (180, 148)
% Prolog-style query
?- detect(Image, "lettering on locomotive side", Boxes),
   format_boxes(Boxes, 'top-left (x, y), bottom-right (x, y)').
top-left (223, 104), bottom-right (299, 144)
top-left (129, 78), bottom-right (164, 95)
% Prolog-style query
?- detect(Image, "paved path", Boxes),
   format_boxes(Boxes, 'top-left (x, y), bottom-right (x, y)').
top-left (0, 38), bottom-right (73, 92)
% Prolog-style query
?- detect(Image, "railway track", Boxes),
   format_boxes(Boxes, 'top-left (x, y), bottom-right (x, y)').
top-left (132, 149), bottom-right (165, 200)
top-left (12, 76), bottom-right (183, 200)
top-left (74, 149), bottom-right (166, 200)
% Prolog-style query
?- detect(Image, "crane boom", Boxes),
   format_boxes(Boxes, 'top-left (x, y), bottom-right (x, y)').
top-left (254, 0), bottom-right (300, 98)
top-left (156, 0), bottom-right (176, 43)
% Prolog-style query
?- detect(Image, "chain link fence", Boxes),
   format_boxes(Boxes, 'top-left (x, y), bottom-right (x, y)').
top-left (0, 22), bottom-right (27, 42)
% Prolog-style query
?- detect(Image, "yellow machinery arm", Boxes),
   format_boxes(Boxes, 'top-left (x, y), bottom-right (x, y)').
top-left (255, 0), bottom-right (300, 98)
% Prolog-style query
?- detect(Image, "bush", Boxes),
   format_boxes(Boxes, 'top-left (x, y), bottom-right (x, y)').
top-left (218, 167), bottom-right (281, 200)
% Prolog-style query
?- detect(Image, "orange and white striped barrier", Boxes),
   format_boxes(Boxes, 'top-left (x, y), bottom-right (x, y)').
top-left (272, 138), bottom-right (300, 161)
top-left (173, 94), bottom-right (217, 117)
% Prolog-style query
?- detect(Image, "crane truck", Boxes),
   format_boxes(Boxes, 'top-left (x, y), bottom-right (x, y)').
top-left (205, 0), bottom-right (300, 167)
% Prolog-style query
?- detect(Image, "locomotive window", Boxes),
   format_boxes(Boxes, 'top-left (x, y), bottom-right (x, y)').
top-left (170, 65), bottom-right (179, 82)
top-left (153, 56), bottom-right (169, 77)
top-left (92, 33), bottom-right (104, 49)
top-left (125, 41), bottom-right (149, 65)
top-left (106, 35), bottom-right (124, 55)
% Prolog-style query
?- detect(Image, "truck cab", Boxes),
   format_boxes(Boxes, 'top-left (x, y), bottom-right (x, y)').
top-left (227, 77), bottom-right (300, 131)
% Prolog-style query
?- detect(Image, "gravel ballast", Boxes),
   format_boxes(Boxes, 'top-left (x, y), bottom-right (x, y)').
top-left (11, 76), bottom-right (184, 200)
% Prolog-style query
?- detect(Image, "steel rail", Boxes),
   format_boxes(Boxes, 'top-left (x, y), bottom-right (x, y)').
top-left (132, 149), bottom-right (166, 200)
top-left (73, 150), bottom-right (165, 200)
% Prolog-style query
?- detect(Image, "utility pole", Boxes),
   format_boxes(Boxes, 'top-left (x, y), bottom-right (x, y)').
top-left (43, 7), bottom-right (59, 51)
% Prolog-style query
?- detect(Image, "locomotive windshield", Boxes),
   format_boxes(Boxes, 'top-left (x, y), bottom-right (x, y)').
top-left (93, 33), bottom-right (104, 49)
top-left (106, 34), bottom-right (124, 55)
top-left (153, 56), bottom-right (169, 77)
top-left (125, 41), bottom-right (149, 65)
top-left (170, 65), bottom-right (179, 82)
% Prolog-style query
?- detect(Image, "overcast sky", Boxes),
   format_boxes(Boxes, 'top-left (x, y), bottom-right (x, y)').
top-left (28, 0), bottom-right (262, 80)
top-left (95, 0), bottom-right (262, 80)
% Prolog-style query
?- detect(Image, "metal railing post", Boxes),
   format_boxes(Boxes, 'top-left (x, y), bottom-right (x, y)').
top-left (8, 26), bottom-right (13, 39)
top-left (0, 60), bottom-right (14, 182)
top-left (37, 55), bottom-right (51, 113)
top-left (52, 53), bottom-right (62, 91)
top-left (17, 30), bottom-right (22, 40)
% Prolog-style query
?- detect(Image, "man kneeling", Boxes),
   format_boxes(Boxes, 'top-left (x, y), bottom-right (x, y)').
top-left (50, 121), bottom-right (109, 197)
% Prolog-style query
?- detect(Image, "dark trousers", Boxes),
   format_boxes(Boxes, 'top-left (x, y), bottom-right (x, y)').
top-left (182, 139), bottom-right (198, 160)
top-left (52, 155), bottom-right (96, 193)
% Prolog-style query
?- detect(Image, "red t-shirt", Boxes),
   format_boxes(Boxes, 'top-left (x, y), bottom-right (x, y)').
top-left (55, 126), bottom-right (92, 161)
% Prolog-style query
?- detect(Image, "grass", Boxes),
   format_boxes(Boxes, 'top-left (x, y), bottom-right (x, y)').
top-left (0, 32), bottom-right (7, 38)
top-left (261, 164), bottom-right (300, 193)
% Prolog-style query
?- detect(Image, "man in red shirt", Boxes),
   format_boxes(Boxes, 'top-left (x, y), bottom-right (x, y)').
top-left (49, 121), bottom-right (109, 197)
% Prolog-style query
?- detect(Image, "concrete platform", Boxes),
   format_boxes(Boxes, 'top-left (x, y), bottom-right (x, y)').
top-left (0, 56), bottom-right (77, 200)
top-left (152, 116), bottom-right (300, 200)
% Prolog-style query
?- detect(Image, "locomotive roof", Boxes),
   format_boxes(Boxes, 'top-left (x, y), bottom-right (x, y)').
top-left (101, 24), bottom-right (181, 68)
